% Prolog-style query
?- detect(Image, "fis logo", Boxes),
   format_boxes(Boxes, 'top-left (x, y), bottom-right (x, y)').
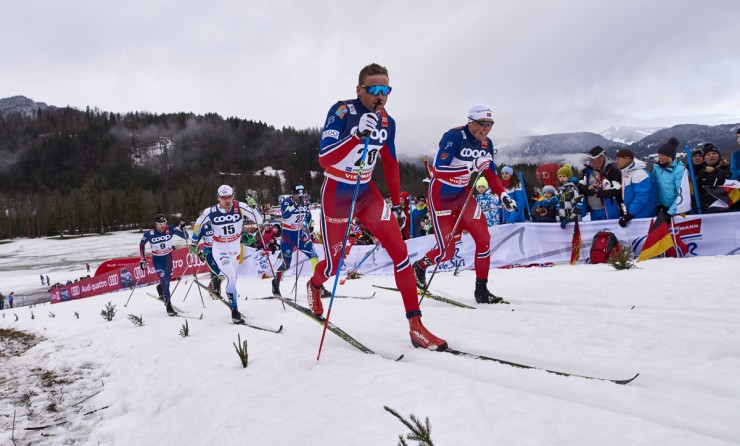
top-left (331, 242), bottom-right (344, 257)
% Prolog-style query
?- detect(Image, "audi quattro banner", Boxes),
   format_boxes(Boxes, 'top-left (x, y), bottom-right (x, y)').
top-left (51, 248), bottom-right (210, 303)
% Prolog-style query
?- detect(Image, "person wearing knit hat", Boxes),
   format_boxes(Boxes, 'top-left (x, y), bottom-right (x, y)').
top-left (615, 146), bottom-right (656, 227)
top-left (695, 142), bottom-right (731, 210)
top-left (413, 102), bottom-right (517, 306)
top-left (657, 136), bottom-right (680, 161)
top-left (474, 176), bottom-right (501, 227)
top-left (652, 136), bottom-right (691, 219)
top-left (531, 184), bottom-right (560, 223)
top-left (557, 164), bottom-right (574, 182)
top-left (577, 146), bottom-right (621, 221)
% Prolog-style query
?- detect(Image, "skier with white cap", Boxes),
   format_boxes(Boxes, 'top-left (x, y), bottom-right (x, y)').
top-left (190, 185), bottom-right (264, 323)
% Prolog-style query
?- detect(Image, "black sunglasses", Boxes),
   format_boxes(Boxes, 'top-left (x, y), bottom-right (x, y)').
top-left (469, 119), bottom-right (494, 128)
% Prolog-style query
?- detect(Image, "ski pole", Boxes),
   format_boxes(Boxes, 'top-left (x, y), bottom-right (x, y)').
top-left (169, 262), bottom-right (192, 298)
top-left (318, 107), bottom-right (379, 362)
top-left (253, 213), bottom-right (285, 310)
top-left (419, 169), bottom-right (485, 305)
top-left (339, 241), bottom-right (380, 285)
top-left (123, 275), bottom-right (143, 307)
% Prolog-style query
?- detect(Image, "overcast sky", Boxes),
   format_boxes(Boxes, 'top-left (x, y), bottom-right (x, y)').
top-left (1, 0), bottom-right (738, 155)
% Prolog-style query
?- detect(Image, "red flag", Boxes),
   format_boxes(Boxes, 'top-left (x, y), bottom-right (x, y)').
top-left (570, 218), bottom-right (582, 265)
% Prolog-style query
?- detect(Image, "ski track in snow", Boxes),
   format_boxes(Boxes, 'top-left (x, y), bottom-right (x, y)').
top-left (1, 231), bottom-right (739, 445)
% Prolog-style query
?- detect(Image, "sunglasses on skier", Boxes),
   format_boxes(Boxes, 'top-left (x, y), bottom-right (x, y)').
top-left (360, 85), bottom-right (392, 96)
top-left (469, 118), bottom-right (494, 128)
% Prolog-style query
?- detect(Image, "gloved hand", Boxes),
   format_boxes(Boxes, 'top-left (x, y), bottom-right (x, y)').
top-left (356, 112), bottom-right (378, 138)
top-left (391, 205), bottom-right (407, 229)
top-left (500, 193), bottom-right (518, 212)
top-left (572, 206), bottom-right (582, 215)
top-left (308, 225), bottom-right (314, 233)
top-left (139, 259), bottom-right (147, 271)
top-left (246, 195), bottom-right (257, 208)
top-left (471, 154), bottom-right (493, 172)
top-left (198, 250), bottom-right (207, 262)
top-left (560, 217), bottom-right (572, 229)
top-left (179, 221), bottom-right (186, 231)
top-left (618, 213), bottom-right (634, 228)
top-left (188, 244), bottom-right (199, 258)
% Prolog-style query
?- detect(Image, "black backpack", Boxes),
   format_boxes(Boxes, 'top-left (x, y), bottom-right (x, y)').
top-left (590, 230), bottom-right (620, 264)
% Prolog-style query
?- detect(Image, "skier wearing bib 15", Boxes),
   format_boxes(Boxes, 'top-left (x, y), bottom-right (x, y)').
top-left (139, 214), bottom-right (188, 316)
top-left (307, 62), bottom-right (448, 351)
top-left (413, 104), bottom-right (518, 304)
top-left (190, 185), bottom-right (263, 324)
top-left (271, 184), bottom-right (327, 297)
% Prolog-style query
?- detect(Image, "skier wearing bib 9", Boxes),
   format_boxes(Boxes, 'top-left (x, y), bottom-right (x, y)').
top-left (307, 62), bottom-right (448, 351)
top-left (413, 104), bottom-right (517, 305)
top-left (139, 214), bottom-right (188, 316)
top-left (190, 185), bottom-right (263, 324)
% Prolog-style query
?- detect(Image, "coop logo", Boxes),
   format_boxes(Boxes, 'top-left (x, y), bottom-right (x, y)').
top-left (213, 214), bottom-right (240, 223)
top-left (460, 148), bottom-right (488, 158)
top-left (150, 235), bottom-right (170, 243)
top-left (108, 275), bottom-right (119, 286)
top-left (350, 127), bottom-right (388, 144)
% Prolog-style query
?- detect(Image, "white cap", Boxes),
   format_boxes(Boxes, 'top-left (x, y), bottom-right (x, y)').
top-left (217, 185), bottom-right (234, 197)
top-left (468, 103), bottom-right (494, 121)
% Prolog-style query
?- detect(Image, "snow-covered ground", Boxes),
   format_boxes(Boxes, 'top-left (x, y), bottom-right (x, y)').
top-left (1, 231), bottom-right (739, 445)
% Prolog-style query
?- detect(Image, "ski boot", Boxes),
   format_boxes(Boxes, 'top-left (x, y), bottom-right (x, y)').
top-left (307, 280), bottom-right (324, 316)
top-left (412, 258), bottom-right (428, 289)
top-left (208, 277), bottom-right (222, 299)
top-left (320, 285), bottom-right (331, 298)
top-left (227, 293), bottom-right (245, 324)
top-left (474, 279), bottom-right (506, 304)
top-left (271, 278), bottom-right (281, 297)
top-left (408, 314), bottom-right (447, 351)
top-left (156, 284), bottom-right (165, 301)
top-left (165, 303), bottom-right (177, 316)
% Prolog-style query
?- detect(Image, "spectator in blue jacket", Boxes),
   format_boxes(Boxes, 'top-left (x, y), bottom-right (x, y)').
top-left (410, 196), bottom-right (429, 238)
top-left (614, 149), bottom-right (656, 227)
top-left (474, 177), bottom-right (501, 227)
top-left (532, 185), bottom-right (560, 223)
top-left (499, 166), bottom-right (526, 223)
top-left (652, 137), bottom-right (691, 219)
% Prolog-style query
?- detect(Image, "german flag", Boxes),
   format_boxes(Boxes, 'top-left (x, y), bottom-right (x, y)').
top-left (704, 181), bottom-right (740, 209)
top-left (637, 212), bottom-right (674, 262)
top-left (570, 218), bottom-right (582, 265)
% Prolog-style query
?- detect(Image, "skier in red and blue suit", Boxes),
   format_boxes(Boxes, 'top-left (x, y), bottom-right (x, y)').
top-left (139, 214), bottom-right (188, 315)
top-left (306, 63), bottom-right (447, 351)
top-left (413, 103), bottom-right (517, 305)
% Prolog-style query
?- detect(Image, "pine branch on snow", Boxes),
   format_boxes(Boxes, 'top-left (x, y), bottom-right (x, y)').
top-left (383, 405), bottom-right (434, 446)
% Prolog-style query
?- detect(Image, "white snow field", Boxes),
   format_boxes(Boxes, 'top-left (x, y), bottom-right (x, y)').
top-left (1, 231), bottom-right (739, 445)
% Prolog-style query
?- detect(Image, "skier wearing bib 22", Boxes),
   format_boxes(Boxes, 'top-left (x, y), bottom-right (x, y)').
top-left (271, 184), bottom-right (328, 298)
top-left (190, 185), bottom-right (263, 324)
top-left (139, 214), bottom-right (188, 316)
top-left (307, 62), bottom-right (447, 351)
top-left (413, 104), bottom-right (517, 305)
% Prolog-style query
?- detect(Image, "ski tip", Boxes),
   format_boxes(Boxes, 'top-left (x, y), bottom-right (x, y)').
top-left (614, 373), bottom-right (640, 385)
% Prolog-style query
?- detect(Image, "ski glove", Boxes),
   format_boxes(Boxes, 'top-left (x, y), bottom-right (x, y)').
top-left (188, 244), bottom-right (199, 258)
top-left (618, 213), bottom-right (634, 228)
top-left (391, 205), bottom-right (407, 229)
top-left (500, 193), bottom-right (518, 212)
top-left (139, 259), bottom-right (147, 271)
top-left (471, 154), bottom-right (493, 172)
top-left (179, 221), bottom-right (186, 231)
top-left (356, 112), bottom-right (378, 138)
top-left (246, 195), bottom-right (257, 208)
